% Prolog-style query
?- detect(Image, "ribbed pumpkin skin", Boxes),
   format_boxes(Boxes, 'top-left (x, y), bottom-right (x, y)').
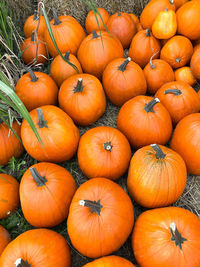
top-left (15, 72), bottom-right (58, 111)
top-left (24, 14), bottom-right (46, 38)
top-left (20, 162), bottom-right (76, 227)
top-left (58, 74), bottom-right (106, 126)
top-left (175, 67), bottom-right (196, 86)
top-left (85, 8), bottom-right (110, 34)
top-left (155, 81), bottom-right (200, 124)
top-left (102, 58), bottom-right (147, 106)
top-left (21, 105), bottom-right (80, 163)
top-left (170, 113), bottom-right (200, 174)
top-left (0, 229), bottom-right (71, 267)
top-left (190, 46), bottom-right (200, 80)
top-left (77, 126), bottom-right (131, 180)
top-left (44, 15), bottom-right (86, 58)
top-left (132, 207), bottom-right (200, 267)
top-left (0, 174), bottom-right (19, 219)
top-left (0, 122), bottom-right (24, 165)
top-left (0, 226), bottom-right (10, 256)
top-left (83, 256), bottom-right (136, 267)
top-left (174, 0), bottom-right (188, 9)
top-left (77, 31), bottom-right (124, 79)
top-left (117, 96), bottom-right (173, 149)
top-left (127, 145), bottom-right (187, 208)
top-left (67, 178), bottom-right (134, 258)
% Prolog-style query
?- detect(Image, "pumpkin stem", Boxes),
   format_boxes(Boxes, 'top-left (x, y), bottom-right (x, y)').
top-left (0, 119), bottom-right (3, 124)
top-left (37, 108), bottom-right (48, 128)
top-left (27, 68), bottom-right (38, 82)
top-left (64, 51), bottom-right (70, 61)
top-left (33, 10), bottom-right (37, 20)
top-left (176, 58), bottom-right (181, 63)
top-left (169, 0), bottom-right (174, 4)
top-left (150, 57), bottom-right (156, 69)
top-left (164, 89), bottom-right (182, 96)
top-left (150, 144), bottom-right (166, 159)
top-left (14, 258), bottom-right (30, 267)
top-left (31, 32), bottom-right (35, 42)
top-left (92, 30), bottom-right (99, 39)
top-left (170, 222), bottom-right (187, 250)
top-left (118, 57), bottom-right (131, 72)
top-left (30, 167), bottom-right (47, 187)
top-left (52, 8), bottom-right (61, 25)
top-left (144, 98), bottom-right (160, 113)
top-left (118, 11), bottom-right (121, 16)
top-left (146, 29), bottom-right (151, 37)
top-left (104, 141), bottom-right (113, 152)
top-left (73, 78), bottom-right (84, 93)
top-left (79, 199), bottom-right (103, 216)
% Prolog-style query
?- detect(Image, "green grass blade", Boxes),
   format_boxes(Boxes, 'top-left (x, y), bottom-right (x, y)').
top-left (0, 71), bottom-right (11, 87)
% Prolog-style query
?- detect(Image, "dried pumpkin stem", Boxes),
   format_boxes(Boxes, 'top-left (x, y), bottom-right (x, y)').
top-left (118, 11), bottom-right (121, 16)
top-left (164, 89), bottom-right (182, 96)
top-left (30, 167), bottom-right (47, 187)
top-left (169, 0), bottom-right (174, 4)
top-left (118, 57), bottom-right (131, 72)
top-left (74, 78), bottom-right (84, 93)
top-left (150, 144), bottom-right (166, 159)
top-left (37, 108), bottom-right (48, 128)
top-left (27, 68), bottom-right (38, 82)
top-left (150, 57), bottom-right (156, 69)
top-left (52, 8), bottom-right (61, 25)
top-left (79, 199), bottom-right (103, 216)
top-left (64, 51), bottom-right (70, 61)
top-left (169, 222), bottom-right (187, 250)
top-left (104, 141), bottom-right (113, 152)
top-left (176, 58), bottom-right (181, 63)
top-left (14, 258), bottom-right (31, 267)
top-left (92, 30), bottom-right (99, 39)
top-left (31, 32), bottom-right (35, 42)
top-left (144, 98), bottom-right (160, 113)
top-left (146, 29), bottom-right (151, 37)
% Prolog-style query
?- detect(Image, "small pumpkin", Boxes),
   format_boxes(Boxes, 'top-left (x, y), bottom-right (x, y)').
top-left (155, 81), bottom-right (200, 124)
top-left (190, 46), bottom-right (200, 80)
top-left (0, 226), bottom-right (10, 257)
top-left (21, 105), bottom-right (80, 162)
top-left (83, 256), bottom-right (136, 267)
top-left (102, 57), bottom-right (147, 106)
top-left (50, 51), bottom-right (82, 87)
top-left (77, 126), bottom-right (131, 180)
top-left (175, 66), bottom-right (196, 86)
top-left (24, 11), bottom-right (46, 38)
top-left (132, 207), bottom-right (200, 267)
top-left (67, 178), bottom-right (134, 258)
top-left (0, 174), bottom-right (19, 219)
top-left (58, 74), bottom-right (106, 126)
top-left (15, 69), bottom-right (58, 111)
top-left (117, 96), bottom-right (173, 149)
top-left (127, 144), bottom-right (187, 208)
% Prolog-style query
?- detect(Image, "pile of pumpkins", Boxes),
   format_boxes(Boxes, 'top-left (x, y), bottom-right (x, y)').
top-left (0, 0), bottom-right (200, 266)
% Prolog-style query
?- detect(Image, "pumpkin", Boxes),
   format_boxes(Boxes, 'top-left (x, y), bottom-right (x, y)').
top-left (0, 229), bottom-right (71, 267)
top-left (20, 32), bottom-right (47, 65)
top-left (85, 7), bottom-right (110, 34)
top-left (77, 126), bottom-right (131, 180)
top-left (20, 162), bottom-right (76, 227)
top-left (21, 105), bottom-right (80, 162)
top-left (0, 121), bottom-right (24, 165)
top-left (174, 0), bottom-right (188, 9)
top-left (58, 74), bottom-right (106, 126)
top-left (155, 81), bottom-right (200, 124)
top-left (44, 9), bottom-right (86, 58)
top-left (132, 207), bottom-right (200, 267)
top-left (144, 58), bottom-right (175, 94)
top-left (83, 255), bottom-right (136, 267)
top-left (24, 11), bottom-right (46, 38)
top-left (0, 174), bottom-right (19, 219)
top-left (127, 144), bottom-right (187, 208)
top-left (160, 35), bottom-right (193, 68)
top-left (15, 69), bottom-right (58, 111)
top-left (50, 51), bottom-right (82, 87)
top-left (175, 67), bottom-right (196, 86)
top-left (106, 12), bottom-right (137, 48)
top-left (136, 22), bottom-right (144, 32)
top-left (67, 177), bottom-right (134, 258)
top-left (190, 46), bottom-right (200, 80)
top-left (140, 0), bottom-right (175, 30)
top-left (127, 13), bottom-right (139, 25)
top-left (0, 226), bottom-right (10, 256)
top-left (128, 29), bottom-right (161, 68)
top-left (152, 9), bottom-right (177, 39)
top-left (102, 57), bottom-right (147, 106)
top-left (170, 113), bottom-right (200, 174)
top-left (77, 30), bottom-right (124, 79)
top-left (117, 96), bottom-right (173, 149)
top-left (176, 0), bottom-right (200, 40)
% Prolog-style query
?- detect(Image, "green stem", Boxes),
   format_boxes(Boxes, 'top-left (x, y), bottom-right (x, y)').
top-left (150, 144), bottom-right (166, 159)
top-left (64, 51), bottom-right (70, 61)
top-left (170, 222), bottom-right (187, 250)
top-left (27, 68), bottom-right (38, 82)
top-left (104, 141), bottom-right (113, 152)
top-left (164, 89), bottom-right (182, 96)
top-left (30, 167), bottom-right (47, 187)
top-left (92, 30), bottom-right (99, 39)
top-left (73, 78), bottom-right (84, 93)
top-left (118, 57), bottom-right (131, 72)
top-left (79, 199), bottom-right (103, 216)
top-left (52, 8), bottom-right (61, 25)
top-left (37, 108), bottom-right (48, 128)
top-left (144, 98), bottom-right (160, 113)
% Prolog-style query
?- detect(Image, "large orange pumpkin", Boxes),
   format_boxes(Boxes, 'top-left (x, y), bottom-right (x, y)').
top-left (67, 178), bottom-right (134, 258)
top-left (170, 113), bottom-right (200, 174)
top-left (117, 96), bottom-right (173, 149)
top-left (83, 256), bottom-right (136, 267)
top-left (190, 46), bottom-right (200, 80)
top-left (77, 126), bottom-right (131, 180)
top-left (0, 229), bottom-right (71, 267)
top-left (132, 207), bottom-right (200, 267)
top-left (0, 174), bottom-right (19, 219)
top-left (20, 162), bottom-right (76, 227)
top-left (175, 66), bottom-right (196, 86)
top-left (102, 57), bottom-right (147, 106)
top-left (58, 74), bottom-right (106, 126)
top-left (77, 30), bottom-right (124, 79)
top-left (127, 144), bottom-right (187, 208)
top-left (21, 105), bottom-right (80, 162)
top-left (24, 12), bottom-right (46, 38)
top-left (0, 226), bottom-right (10, 256)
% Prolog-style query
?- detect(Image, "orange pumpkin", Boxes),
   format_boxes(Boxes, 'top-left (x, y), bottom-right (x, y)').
top-left (117, 96), bottom-right (173, 149)
top-left (127, 13), bottom-right (139, 25)
top-left (160, 35), bottom-right (193, 68)
top-left (174, 0), bottom-right (188, 9)
top-left (127, 144), bottom-right (187, 208)
top-left (77, 126), bottom-right (131, 180)
top-left (175, 67), bottom-right (196, 86)
top-left (21, 105), bottom-right (80, 162)
top-left (155, 81), bottom-right (200, 124)
top-left (170, 113), bottom-right (200, 174)
top-left (144, 58), bottom-right (175, 94)
top-left (77, 30), bottom-right (124, 79)
top-left (190, 46), bottom-right (200, 79)
top-left (132, 207), bottom-right (200, 267)
top-left (83, 256), bottom-right (136, 267)
top-left (24, 12), bottom-right (46, 38)
top-left (67, 178), bottom-right (134, 258)
top-left (0, 174), bottom-right (19, 219)
top-left (136, 22), bottom-right (144, 32)
top-left (15, 69), bottom-right (58, 111)
top-left (128, 29), bottom-right (161, 68)
top-left (0, 226), bottom-right (10, 256)
top-left (58, 74), bottom-right (106, 126)
top-left (102, 57), bottom-right (147, 106)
